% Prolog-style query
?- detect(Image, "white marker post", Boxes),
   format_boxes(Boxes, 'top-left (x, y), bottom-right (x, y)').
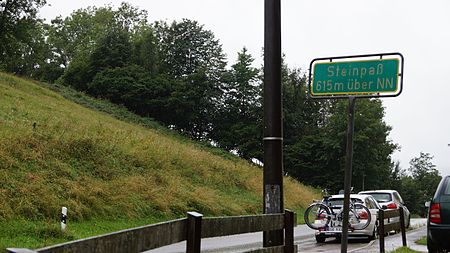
top-left (61, 207), bottom-right (67, 232)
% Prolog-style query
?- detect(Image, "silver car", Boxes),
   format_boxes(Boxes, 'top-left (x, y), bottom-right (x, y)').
top-left (314, 194), bottom-right (381, 242)
top-left (359, 190), bottom-right (411, 228)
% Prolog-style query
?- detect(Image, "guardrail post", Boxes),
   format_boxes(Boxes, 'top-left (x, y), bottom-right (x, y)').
top-left (284, 209), bottom-right (296, 253)
top-left (186, 211), bottom-right (203, 253)
top-left (378, 209), bottom-right (385, 253)
top-left (399, 208), bottom-right (407, 247)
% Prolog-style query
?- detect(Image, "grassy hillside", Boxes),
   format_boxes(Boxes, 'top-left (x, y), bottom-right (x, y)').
top-left (0, 72), bottom-right (319, 250)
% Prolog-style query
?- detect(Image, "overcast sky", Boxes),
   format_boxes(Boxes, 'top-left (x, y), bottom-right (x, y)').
top-left (40, 0), bottom-right (450, 176)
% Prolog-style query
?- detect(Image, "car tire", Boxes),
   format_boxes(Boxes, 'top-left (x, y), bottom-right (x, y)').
top-left (405, 215), bottom-right (410, 229)
top-left (368, 224), bottom-right (378, 241)
top-left (427, 238), bottom-right (446, 253)
top-left (315, 235), bottom-right (326, 243)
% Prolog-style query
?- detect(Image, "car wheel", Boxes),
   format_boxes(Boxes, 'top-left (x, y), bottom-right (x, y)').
top-left (427, 238), bottom-right (446, 253)
top-left (427, 239), bottom-right (436, 253)
top-left (405, 215), bottom-right (410, 229)
top-left (368, 224), bottom-right (378, 241)
top-left (315, 235), bottom-right (326, 243)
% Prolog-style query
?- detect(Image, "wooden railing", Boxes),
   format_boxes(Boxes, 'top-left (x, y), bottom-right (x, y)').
top-left (7, 210), bottom-right (296, 253)
top-left (377, 208), bottom-right (407, 253)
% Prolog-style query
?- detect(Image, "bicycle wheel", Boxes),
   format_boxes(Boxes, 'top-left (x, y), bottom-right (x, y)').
top-left (304, 203), bottom-right (331, 229)
top-left (349, 203), bottom-right (371, 230)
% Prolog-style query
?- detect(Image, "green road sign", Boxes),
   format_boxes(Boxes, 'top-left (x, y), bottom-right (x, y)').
top-left (311, 58), bottom-right (400, 96)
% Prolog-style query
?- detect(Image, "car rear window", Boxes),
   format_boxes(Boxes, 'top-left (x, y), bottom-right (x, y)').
top-left (365, 193), bottom-right (392, 203)
top-left (443, 178), bottom-right (450, 195)
top-left (328, 198), bottom-right (364, 206)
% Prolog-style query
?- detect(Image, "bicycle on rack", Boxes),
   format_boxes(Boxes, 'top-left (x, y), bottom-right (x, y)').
top-left (303, 192), bottom-right (373, 242)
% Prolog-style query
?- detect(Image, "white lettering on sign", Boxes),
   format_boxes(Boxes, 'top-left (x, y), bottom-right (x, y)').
top-left (327, 64), bottom-right (384, 79)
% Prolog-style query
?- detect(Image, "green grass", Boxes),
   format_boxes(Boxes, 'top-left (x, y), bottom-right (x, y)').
top-left (388, 247), bottom-right (422, 253)
top-left (0, 217), bottom-right (166, 250)
top-left (415, 236), bottom-right (427, 245)
top-left (0, 72), bottom-right (321, 250)
top-left (33, 79), bottom-right (242, 162)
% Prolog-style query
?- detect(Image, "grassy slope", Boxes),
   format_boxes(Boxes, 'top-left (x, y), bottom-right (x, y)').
top-left (0, 72), bottom-right (319, 249)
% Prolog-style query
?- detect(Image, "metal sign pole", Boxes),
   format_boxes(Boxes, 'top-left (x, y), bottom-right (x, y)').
top-left (263, 0), bottom-right (284, 247)
top-left (341, 96), bottom-right (356, 253)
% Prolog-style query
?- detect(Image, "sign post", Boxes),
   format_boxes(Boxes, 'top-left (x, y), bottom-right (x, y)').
top-left (308, 53), bottom-right (403, 253)
top-left (341, 96), bottom-right (356, 253)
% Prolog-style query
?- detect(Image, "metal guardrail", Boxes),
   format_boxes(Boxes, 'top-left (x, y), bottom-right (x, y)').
top-left (378, 208), bottom-right (407, 253)
top-left (7, 210), bottom-right (297, 253)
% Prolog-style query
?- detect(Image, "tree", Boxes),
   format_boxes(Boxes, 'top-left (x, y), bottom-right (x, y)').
top-left (211, 48), bottom-right (263, 160)
top-left (114, 2), bottom-right (148, 33)
top-left (388, 161), bottom-right (405, 190)
top-left (154, 19), bottom-right (227, 139)
top-left (88, 65), bottom-right (147, 104)
top-left (88, 64), bottom-right (175, 121)
top-left (284, 96), bottom-right (398, 193)
top-left (155, 19), bottom-right (226, 79)
top-left (131, 27), bottom-right (159, 76)
top-left (57, 6), bottom-right (115, 89)
top-left (351, 99), bottom-right (399, 191)
top-left (409, 152), bottom-right (440, 180)
top-left (0, 0), bottom-right (48, 74)
top-left (281, 65), bottom-right (334, 189)
top-left (52, 3), bottom-right (149, 88)
top-left (400, 152), bottom-right (441, 216)
top-left (88, 28), bottom-right (132, 77)
top-left (47, 7), bottom-right (112, 68)
top-left (47, 3), bottom-right (147, 68)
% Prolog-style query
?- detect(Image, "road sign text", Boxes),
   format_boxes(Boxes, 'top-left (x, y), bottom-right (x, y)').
top-left (311, 59), bottom-right (399, 96)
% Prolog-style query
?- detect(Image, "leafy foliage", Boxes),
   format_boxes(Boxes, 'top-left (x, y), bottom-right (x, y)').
top-left (88, 28), bottom-right (132, 77)
top-left (0, 0), bottom-right (47, 75)
top-left (400, 152), bottom-right (441, 216)
top-left (211, 48), bottom-right (262, 159)
top-left (154, 19), bottom-right (227, 139)
top-left (154, 19), bottom-right (226, 79)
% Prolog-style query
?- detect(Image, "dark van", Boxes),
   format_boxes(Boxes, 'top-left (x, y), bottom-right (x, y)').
top-left (427, 175), bottom-right (450, 253)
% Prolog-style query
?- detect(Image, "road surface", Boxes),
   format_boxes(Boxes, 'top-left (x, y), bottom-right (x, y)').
top-left (146, 218), bottom-right (427, 253)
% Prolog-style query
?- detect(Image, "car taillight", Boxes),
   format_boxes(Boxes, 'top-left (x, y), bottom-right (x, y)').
top-left (386, 202), bottom-right (398, 209)
top-left (430, 203), bottom-right (441, 224)
top-left (316, 213), bottom-right (327, 220)
top-left (358, 210), bottom-right (369, 219)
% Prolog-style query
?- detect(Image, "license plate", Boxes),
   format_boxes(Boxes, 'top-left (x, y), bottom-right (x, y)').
top-left (328, 227), bottom-right (342, 232)
top-left (331, 221), bottom-right (342, 227)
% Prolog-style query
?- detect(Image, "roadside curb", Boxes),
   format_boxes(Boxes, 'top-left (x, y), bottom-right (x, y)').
top-left (348, 238), bottom-right (376, 252)
top-left (353, 224), bottom-right (427, 253)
